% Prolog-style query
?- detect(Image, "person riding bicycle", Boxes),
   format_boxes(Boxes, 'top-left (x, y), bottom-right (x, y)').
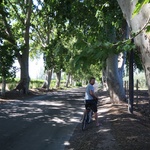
top-left (85, 77), bottom-right (100, 126)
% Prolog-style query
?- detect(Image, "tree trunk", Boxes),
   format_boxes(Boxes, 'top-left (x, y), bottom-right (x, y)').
top-left (42, 69), bottom-right (53, 90)
top-left (118, 52), bottom-right (126, 90)
top-left (65, 73), bottom-right (71, 88)
top-left (70, 75), bottom-right (74, 86)
top-left (102, 68), bottom-right (108, 91)
top-left (1, 76), bottom-right (6, 97)
top-left (56, 70), bottom-right (61, 88)
top-left (106, 22), bottom-right (126, 103)
top-left (16, 0), bottom-right (32, 94)
top-left (16, 54), bottom-right (30, 94)
top-left (118, 22), bottom-right (129, 90)
top-left (106, 53), bottom-right (126, 103)
top-left (117, 1), bottom-right (150, 94)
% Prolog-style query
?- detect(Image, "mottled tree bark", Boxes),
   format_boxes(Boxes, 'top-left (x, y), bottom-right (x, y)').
top-left (56, 70), bottom-right (61, 88)
top-left (106, 53), bottom-right (126, 103)
top-left (16, 0), bottom-right (32, 94)
top-left (117, 0), bottom-right (150, 94)
top-left (42, 69), bottom-right (53, 90)
top-left (1, 77), bottom-right (6, 97)
top-left (65, 73), bottom-right (71, 88)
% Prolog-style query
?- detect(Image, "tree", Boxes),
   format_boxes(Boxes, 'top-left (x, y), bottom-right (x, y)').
top-left (68, 0), bottom-right (127, 102)
top-left (0, 42), bottom-right (16, 96)
top-left (29, 0), bottom-right (127, 93)
top-left (30, 0), bottom-right (67, 90)
top-left (0, 2), bottom-right (16, 96)
top-left (15, 0), bottom-right (32, 94)
top-left (116, 0), bottom-right (150, 108)
top-left (1, 0), bottom-right (33, 94)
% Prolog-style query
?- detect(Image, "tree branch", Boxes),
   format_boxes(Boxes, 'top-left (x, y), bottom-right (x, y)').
top-left (114, 16), bottom-right (150, 46)
top-left (7, 0), bottom-right (25, 25)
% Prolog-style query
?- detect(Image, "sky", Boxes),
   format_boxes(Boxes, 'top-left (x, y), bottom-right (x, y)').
top-left (14, 55), bottom-right (45, 80)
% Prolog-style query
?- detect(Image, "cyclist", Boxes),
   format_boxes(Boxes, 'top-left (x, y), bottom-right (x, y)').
top-left (84, 77), bottom-right (100, 126)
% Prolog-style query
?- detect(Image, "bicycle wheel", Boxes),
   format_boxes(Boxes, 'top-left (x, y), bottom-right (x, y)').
top-left (82, 113), bottom-right (88, 131)
top-left (87, 110), bottom-right (92, 123)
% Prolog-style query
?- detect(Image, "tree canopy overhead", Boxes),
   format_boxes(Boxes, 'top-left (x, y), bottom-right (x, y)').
top-left (1, 0), bottom-right (149, 92)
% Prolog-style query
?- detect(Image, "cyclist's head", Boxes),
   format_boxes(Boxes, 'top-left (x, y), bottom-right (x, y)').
top-left (89, 77), bottom-right (95, 85)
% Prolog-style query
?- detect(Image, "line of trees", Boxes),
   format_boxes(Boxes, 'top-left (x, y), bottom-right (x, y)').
top-left (0, 0), bottom-right (150, 108)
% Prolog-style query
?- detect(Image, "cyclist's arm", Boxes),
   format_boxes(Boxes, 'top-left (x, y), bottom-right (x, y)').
top-left (89, 90), bottom-right (98, 99)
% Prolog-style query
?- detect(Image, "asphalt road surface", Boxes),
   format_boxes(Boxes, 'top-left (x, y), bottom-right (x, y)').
top-left (0, 87), bottom-right (85, 150)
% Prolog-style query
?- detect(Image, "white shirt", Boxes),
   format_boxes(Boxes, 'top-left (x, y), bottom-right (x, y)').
top-left (85, 84), bottom-right (94, 100)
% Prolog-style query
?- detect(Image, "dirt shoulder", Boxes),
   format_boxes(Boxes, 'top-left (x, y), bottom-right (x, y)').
top-left (65, 90), bottom-right (150, 150)
top-left (0, 88), bottom-right (56, 101)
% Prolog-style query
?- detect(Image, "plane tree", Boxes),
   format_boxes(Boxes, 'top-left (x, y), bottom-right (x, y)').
top-left (0, 2), bottom-right (17, 96)
top-left (30, 1), bottom-right (71, 89)
top-left (32, 0), bottom-right (128, 101)
top-left (0, 0), bottom-right (33, 94)
top-left (116, 0), bottom-right (150, 112)
top-left (0, 42), bottom-right (16, 96)
top-left (62, 0), bottom-right (128, 102)
top-left (1, 0), bottom-right (146, 102)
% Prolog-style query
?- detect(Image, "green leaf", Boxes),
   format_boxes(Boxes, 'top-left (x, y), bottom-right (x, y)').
top-left (146, 25), bottom-right (150, 33)
top-left (133, 0), bottom-right (149, 17)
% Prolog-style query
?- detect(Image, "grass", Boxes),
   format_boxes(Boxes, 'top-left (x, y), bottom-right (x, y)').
top-left (0, 78), bottom-right (76, 91)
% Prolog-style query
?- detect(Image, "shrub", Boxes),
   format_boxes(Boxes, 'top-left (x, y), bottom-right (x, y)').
top-left (7, 83), bottom-right (16, 90)
top-left (30, 80), bottom-right (44, 88)
top-left (76, 82), bottom-right (82, 87)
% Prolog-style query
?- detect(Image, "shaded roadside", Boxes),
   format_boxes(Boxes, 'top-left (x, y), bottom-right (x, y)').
top-left (65, 90), bottom-right (150, 150)
top-left (1, 88), bottom-right (150, 150)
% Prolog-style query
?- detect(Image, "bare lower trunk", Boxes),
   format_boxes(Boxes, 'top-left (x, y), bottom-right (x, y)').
top-left (16, 49), bottom-right (30, 94)
top-left (102, 68), bottom-right (108, 91)
top-left (65, 74), bottom-right (71, 88)
top-left (1, 76), bottom-right (6, 97)
top-left (118, 22), bottom-right (129, 88)
top-left (42, 69), bottom-right (53, 90)
top-left (118, 52), bottom-right (126, 89)
top-left (70, 76), bottom-right (74, 86)
top-left (106, 54), bottom-right (126, 103)
top-left (15, 77), bottom-right (30, 94)
top-left (56, 70), bottom-right (61, 88)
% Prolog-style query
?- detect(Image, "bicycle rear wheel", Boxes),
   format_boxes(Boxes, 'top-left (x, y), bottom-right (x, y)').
top-left (82, 113), bottom-right (88, 131)
top-left (87, 110), bottom-right (92, 123)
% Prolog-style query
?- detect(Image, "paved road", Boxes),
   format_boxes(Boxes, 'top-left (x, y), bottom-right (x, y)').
top-left (0, 88), bottom-right (85, 150)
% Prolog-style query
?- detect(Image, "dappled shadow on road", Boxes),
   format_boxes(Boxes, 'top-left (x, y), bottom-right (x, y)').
top-left (0, 89), bottom-right (85, 122)
top-left (0, 88), bottom-right (87, 150)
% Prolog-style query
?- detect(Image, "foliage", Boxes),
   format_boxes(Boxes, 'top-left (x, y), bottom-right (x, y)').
top-left (0, 1), bottom-right (17, 80)
top-left (0, 0), bottom-right (33, 83)
top-left (133, 0), bottom-right (149, 16)
top-left (49, 0), bottom-right (126, 81)
top-left (4, 79), bottom-right (50, 90)
top-left (0, 41), bottom-right (16, 79)
top-left (29, 80), bottom-right (44, 89)
top-left (76, 82), bottom-right (82, 87)
top-left (7, 83), bottom-right (16, 90)
top-left (0, 0), bottom-right (146, 85)
top-left (29, 0), bottom-right (127, 82)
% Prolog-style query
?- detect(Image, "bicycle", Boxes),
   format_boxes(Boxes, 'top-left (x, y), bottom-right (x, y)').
top-left (82, 104), bottom-right (93, 131)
